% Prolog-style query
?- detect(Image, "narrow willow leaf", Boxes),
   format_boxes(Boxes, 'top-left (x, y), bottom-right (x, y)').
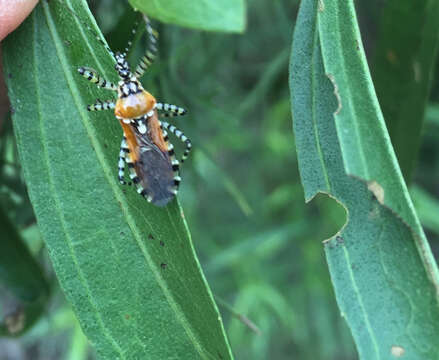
top-left (128, 0), bottom-right (246, 33)
top-left (0, 207), bottom-right (49, 336)
top-left (372, 0), bottom-right (439, 182)
top-left (2, 1), bottom-right (232, 358)
top-left (290, 0), bottom-right (439, 358)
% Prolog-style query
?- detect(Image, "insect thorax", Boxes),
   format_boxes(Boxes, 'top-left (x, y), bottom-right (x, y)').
top-left (115, 78), bottom-right (156, 119)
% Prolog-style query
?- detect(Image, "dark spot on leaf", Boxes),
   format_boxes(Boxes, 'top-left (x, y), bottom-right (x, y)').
top-left (336, 236), bottom-right (344, 245)
top-left (8, 73), bottom-right (12, 79)
top-left (148, 234), bottom-right (154, 240)
top-left (120, 231), bottom-right (125, 236)
top-left (160, 263), bottom-right (167, 270)
top-left (10, 106), bottom-right (15, 115)
top-left (217, 351), bottom-right (224, 359)
top-left (104, 143), bottom-right (108, 148)
top-left (323, 240), bottom-right (334, 249)
top-left (160, 240), bottom-right (164, 247)
top-left (125, 314), bottom-right (130, 320)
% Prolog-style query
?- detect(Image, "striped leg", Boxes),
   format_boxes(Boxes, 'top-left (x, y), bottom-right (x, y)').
top-left (134, 15), bottom-right (158, 78)
top-left (128, 163), bottom-right (154, 203)
top-left (160, 121), bottom-right (192, 163)
top-left (121, 140), bottom-right (153, 201)
top-left (87, 99), bottom-right (116, 112)
top-left (78, 67), bottom-right (117, 90)
top-left (118, 137), bottom-right (130, 185)
top-left (156, 103), bottom-right (187, 118)
top-left (124, 150), bottom-right (151, 201)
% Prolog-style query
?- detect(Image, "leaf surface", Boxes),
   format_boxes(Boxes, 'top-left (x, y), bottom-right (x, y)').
top-left (128, 0), bottom-right (246, 33)
top-left (290, 0), bottom-right (439, 358)
top-left (2, 1), bottom-right (232, 358)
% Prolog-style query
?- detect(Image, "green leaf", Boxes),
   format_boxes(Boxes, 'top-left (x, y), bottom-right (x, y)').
top-left (290, 0), bottom-right (439, 358)
top-left (0, 207), bottom-right (49, 336)
top-left (371, 0), bottom-right (439, 182)
top-left (128, 0), bottom-right (246, 33)
top-left (2, 1), bottom-right (232, 358)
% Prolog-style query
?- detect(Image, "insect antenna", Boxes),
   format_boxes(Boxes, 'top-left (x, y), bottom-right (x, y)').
top-left (123, 18), bottom-right (142, 57)
top-left (54, 0), bottom-right (158, 73)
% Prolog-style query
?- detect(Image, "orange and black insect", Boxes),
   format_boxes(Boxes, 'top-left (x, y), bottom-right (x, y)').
top-left (77, 15), bottom-right (191, 206)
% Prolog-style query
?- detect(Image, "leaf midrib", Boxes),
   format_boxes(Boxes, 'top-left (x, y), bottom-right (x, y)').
top-left (34, 8), bottom-right (125, 358)
top-left (43, 2), bottom-right (215, 358)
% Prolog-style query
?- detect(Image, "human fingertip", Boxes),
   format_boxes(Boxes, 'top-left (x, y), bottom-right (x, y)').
top-left (0, 0), bottom-right (39, 41)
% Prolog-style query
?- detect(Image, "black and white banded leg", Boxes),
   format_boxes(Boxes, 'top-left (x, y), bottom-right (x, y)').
top-left (118, 137), bottom-right (130, 185)
top-left (134, 15), bottom-right (158, 78)
top-left (156, 102), bottom-right (187, 118)
top-left (124, 151), bottom-right (151, 202)
top-left (87, 99), bottom-right (116, 112)
top-left (127, 158), bottom-right (153, 202)
top-left (78, 67), bottom-right (117, 91)
top-left (119, 138), bottom-right (153, 200)
top-left (160, 121), bottom-right (192, 163)
top-left (160, 128), bottom-right (182, 193)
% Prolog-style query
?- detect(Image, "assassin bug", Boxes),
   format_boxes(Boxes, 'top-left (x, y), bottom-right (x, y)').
top-left (77, 12), bottom-right (191, 206)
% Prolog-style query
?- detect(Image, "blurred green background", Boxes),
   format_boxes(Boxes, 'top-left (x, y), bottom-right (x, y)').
top-left (1, 0), bottom-right (439, 359)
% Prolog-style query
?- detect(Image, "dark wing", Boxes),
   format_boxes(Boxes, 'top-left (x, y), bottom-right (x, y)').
top-left (134, 130), bottom-right (176, 207)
